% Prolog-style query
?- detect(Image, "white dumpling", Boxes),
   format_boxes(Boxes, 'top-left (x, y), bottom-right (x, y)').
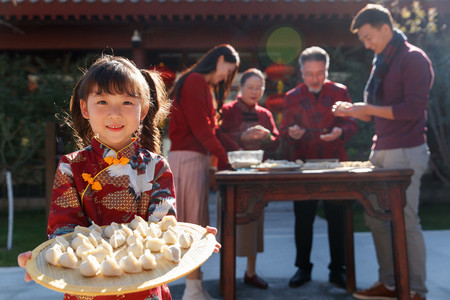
top-left (127, 239), bottom-right (144, 258)
top-left (161, 244), bottom-right (181, 263)
top-left (45, 244), bottom-right (63, 266)
top-left (163, 227), bottom-right (178, 245)
top-left (89, 244), bottom-right (110, 264)
top-left (109, 229), bottom-right (127, 249)
top-left (101, 255), bottom-right (123, 277)
top-left (121, 224), bottom-right (133, 237)
top-left (145, 237), bottom-right (165, 253)
top-left (127, 230), bottom-right (143, 246)
top-left (73, 225), bottom-right (91, 237)
top-left (71, 233), bottom-right (91, 250)
top-left (88, 231), bottom-right (102, 248)
top-left (139, 249), bottom-right (157, 270)
top-left (88, 221), bottom-right (103, 235)
top-left (119, 252), bottom-right (142, 273)
top-left (134, 222), bottom-right (149, 238)
top-left (54, 236), bottom-right (70, 252)
top-left (129, 215), bottom-right (146, 230)
top-left (146, 223), bottom-right (162, 238)
top-left (179, 232), bottom-right (194, 249)
top-left (159, 215), bottom-right (177, 231)
top-left (76, 238), bottom-right (95, 259)
top-left (79, 254), bottom-right (101, 277)
top-left (59, 247), bottom-right (79, 269)
top-left (104, 222), bottom-right (120, 239)
top-left (100, 239), bottom-right (114, 256)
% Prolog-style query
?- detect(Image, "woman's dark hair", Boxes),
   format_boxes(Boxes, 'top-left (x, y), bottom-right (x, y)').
top-left (67, 54), bottom-right (170, 153)
top-left (170, 44), bottom-right (240, 111)
top-left (350, 4), bottom-right (394, 33)
top-left (240, 68), bottom-right (265, 87)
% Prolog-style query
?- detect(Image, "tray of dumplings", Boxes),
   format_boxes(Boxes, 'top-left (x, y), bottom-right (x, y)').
top-left (26, 215), bottom-right (217, 296)
top-left (251, 160), bottom-right (302, 171)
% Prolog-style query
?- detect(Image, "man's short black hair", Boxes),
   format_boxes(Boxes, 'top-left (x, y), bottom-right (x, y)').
top-left (350, 4), bottom-right (394, 33)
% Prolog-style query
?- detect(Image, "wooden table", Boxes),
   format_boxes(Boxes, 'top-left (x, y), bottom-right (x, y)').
top-left (216, 167), bottom-right (413, 300)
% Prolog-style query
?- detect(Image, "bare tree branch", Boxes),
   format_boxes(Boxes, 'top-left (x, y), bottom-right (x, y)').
top-left (0, 19), bottom-right (25, 35)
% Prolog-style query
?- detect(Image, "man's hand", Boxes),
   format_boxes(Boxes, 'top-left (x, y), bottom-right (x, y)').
top-left (333, 101), bottom-right (372, 122)
top-left (288, 125), bottom-right (306, 140)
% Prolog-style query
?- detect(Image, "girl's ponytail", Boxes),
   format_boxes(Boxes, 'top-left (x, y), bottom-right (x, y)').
top-left (139, 69), bottom-right (171, 154)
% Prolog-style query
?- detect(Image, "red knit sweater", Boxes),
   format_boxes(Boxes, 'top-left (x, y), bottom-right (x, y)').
top-left (168, 72), bottom-right (228, 168)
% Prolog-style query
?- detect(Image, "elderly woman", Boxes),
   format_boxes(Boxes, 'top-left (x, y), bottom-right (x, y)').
top-left (217, 68), bottom-right (279, 289)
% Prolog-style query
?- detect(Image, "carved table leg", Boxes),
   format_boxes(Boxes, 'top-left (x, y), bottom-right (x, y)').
top-left (390, 186), bottom-right (411, 300)
top-left (344, 203), bottom-right (356, 292)
top-left (222, 185), bottom-right (236, 300)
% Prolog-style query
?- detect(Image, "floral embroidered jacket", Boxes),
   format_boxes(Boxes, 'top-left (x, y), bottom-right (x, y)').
top-left (47, 137), bottom-right (176, 300)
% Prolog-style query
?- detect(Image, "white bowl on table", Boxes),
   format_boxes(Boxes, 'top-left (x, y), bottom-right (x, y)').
top-left (227, 150), bottom-right (264, 169)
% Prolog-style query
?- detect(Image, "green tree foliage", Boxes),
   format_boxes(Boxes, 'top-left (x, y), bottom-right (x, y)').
top-left (0, 53), bottom-right (79, 184)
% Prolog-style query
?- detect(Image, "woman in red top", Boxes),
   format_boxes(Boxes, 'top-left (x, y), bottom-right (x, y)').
top-left (217, 68), bottom-right (279, 289)
top-left (168, 44), bottom-right (240, 300)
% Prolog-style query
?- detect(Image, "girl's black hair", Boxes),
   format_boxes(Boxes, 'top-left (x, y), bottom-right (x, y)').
top-left (67, 54), bottom-right (170, 153)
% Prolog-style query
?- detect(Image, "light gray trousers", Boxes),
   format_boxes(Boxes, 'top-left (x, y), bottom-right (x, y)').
top-left (365, 143), bottom-right (429, 296)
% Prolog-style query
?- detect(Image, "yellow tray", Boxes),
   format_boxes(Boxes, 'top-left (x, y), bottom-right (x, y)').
top-left (26, 222), bottom-right (216, 296)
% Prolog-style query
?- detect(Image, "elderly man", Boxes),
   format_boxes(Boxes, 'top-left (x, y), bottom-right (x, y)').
top-left (280, 46), bottom-right (358, 289)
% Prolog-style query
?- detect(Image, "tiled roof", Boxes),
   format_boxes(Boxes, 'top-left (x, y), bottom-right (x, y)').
top-left (1, 0), bottom-right (448, 21)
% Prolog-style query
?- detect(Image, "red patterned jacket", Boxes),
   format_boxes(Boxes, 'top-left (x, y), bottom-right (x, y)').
top-left (280, 81), bottom-right (358, 161)
top-left (48, 137), bottom-right (176, 300)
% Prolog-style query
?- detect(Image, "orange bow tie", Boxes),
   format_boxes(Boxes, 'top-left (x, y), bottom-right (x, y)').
top-left (104, 156), bottom-right (130, 166)
top-left (82, 173), bottom-right (102, 191)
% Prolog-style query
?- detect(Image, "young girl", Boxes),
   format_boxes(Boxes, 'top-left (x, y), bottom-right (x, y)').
top-left (217, 68), bottom-right (279, 289)
top-left (168, 44), bottom-right (239, 300)
top-left (17, 55), bottom-right (219, 300)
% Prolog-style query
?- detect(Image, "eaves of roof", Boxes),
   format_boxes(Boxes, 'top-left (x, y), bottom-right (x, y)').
top-left (2, 0), bottom-right (448, 22)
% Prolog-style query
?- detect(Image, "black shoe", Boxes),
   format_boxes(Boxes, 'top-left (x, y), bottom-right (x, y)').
top-left (289, 268), bottom-right (311, 288)
top-left (329, 270), bottom-right (346, 289)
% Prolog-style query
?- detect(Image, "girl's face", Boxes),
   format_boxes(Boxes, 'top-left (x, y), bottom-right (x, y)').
top-left (80, 89), bottom-right (148, 151)
top-left (210, 55), bottom-right (237, 85)
top-left (240, 76), bottom-right (264, 107)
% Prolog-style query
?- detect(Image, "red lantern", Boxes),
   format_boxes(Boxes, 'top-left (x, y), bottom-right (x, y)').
top-left (265, 93), bottom-right (285, 126)
top-left (150, 63), bottom-right (176, 88)
top-left (265, 93), bottom-right (285, 112)
top-left (265, 63), bottom-right (294, 82)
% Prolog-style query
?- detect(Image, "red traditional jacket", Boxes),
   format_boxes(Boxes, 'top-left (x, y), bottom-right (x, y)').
top-left (217, 97), bottom-right (279, 157)
top-left (280, 81), bottom-right (358, 161)
top-left (48, 137), bottom-right (176, 300)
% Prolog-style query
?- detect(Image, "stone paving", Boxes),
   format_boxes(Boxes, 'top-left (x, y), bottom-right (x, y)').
top-left (2, 192), bottom-right (449, 299)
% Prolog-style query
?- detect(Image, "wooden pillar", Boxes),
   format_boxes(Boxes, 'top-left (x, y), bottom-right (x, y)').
top-left (132, 47), bottom-right (146, 69)
top-left (131, 29), bottom-right (146, 68)
top-left (45, 122), bottom-right (56, 223)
